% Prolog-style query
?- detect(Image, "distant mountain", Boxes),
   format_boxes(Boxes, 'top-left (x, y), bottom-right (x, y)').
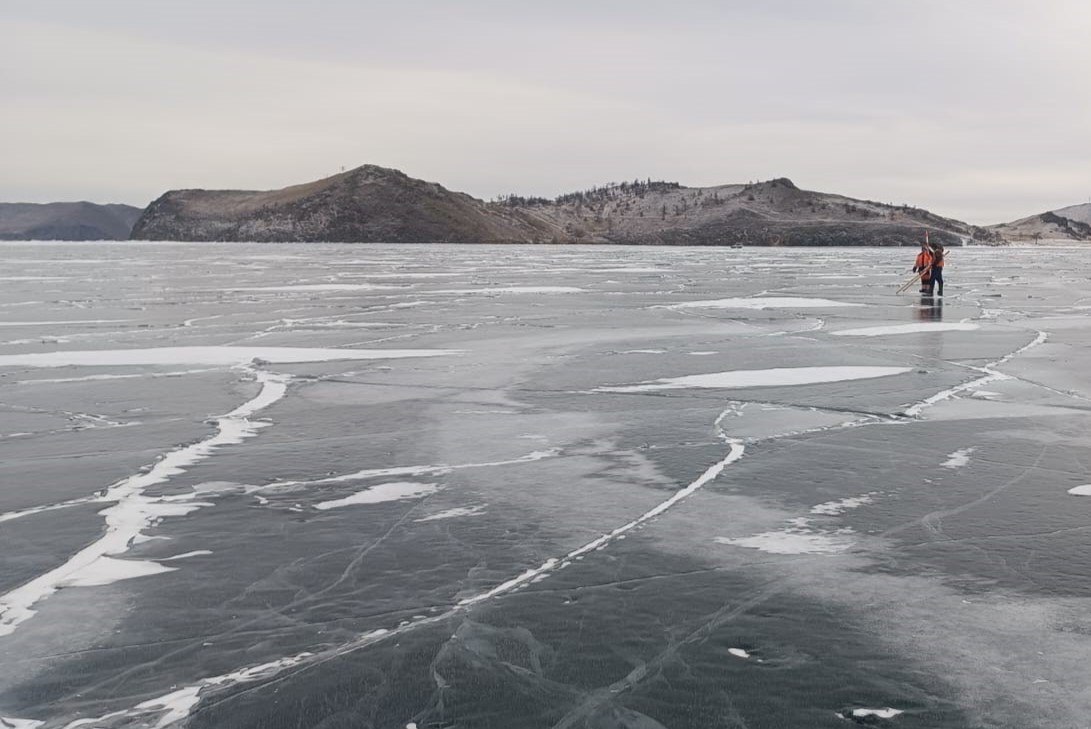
top-left (990, 203), bottom-right (1091, 242)
top-left (0, 202), bottom-right (144, 241)
top-left (1052, 202), bottom-right (1091, 226)
top-left (132, 165), bottom-right (1000, 246)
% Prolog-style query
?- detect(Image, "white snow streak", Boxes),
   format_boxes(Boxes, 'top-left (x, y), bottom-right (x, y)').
top-left (597, 366), bottom-right (910, 393)
top-left (666, 297), bottom-right (862, 310)
top-left (313, 482), bottom-right (439, 510)
top-left (832, 323), bottom-right (979, 336)
top-left (0, 367), bottom-right (289, 637)
top-left (902, 331), bottom-right (1047, 417)
top-left (414, 505), bottom-right (487, 522)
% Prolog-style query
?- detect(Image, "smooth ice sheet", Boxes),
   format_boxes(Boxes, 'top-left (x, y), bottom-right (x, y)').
top-left (0, 346), bottom-right (459, 368)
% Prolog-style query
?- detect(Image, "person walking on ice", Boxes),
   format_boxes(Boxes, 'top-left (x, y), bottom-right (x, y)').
top-left (913, 240), bottom-right (933, 294)
top-left (928, 243), bottom-right (945, 297)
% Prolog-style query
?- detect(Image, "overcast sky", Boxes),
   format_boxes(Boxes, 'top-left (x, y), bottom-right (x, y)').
top-left (3, 0), bottom-right (1089, 223)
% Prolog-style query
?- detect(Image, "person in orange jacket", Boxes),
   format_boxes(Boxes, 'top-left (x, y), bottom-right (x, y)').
top-left (913, 242), bottom-right (933, 293)
top-left (928, 244), bottom-right (945, 296)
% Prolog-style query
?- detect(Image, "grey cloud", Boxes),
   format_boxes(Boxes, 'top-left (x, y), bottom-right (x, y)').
top-left (2, 0), bottom-right (1088, 223)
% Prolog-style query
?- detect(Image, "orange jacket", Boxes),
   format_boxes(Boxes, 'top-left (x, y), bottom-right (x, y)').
top-left (932, 248), bottom-right (945, 268)
top-left (914, 250), bottom-right (932, 271)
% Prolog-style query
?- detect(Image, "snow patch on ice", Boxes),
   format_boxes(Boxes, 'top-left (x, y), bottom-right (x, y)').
top-left (1067, 485), bottom-right (1091, 496)
top-left (268, 449), bottom-right (559, 490)
top-left (414, 505), bottom-right (487, 522)
top-left (0, 717), bottom-right (44, 728)
top-left (810, 493), bottom-right (876, 515)
top-left (0, 319), bottom-right (133, 327)
top-left (832, 323), bottom-right (979, 336)
top-left (716, 528), bottom-right (855, 555)
top-left (229, 284), bottom-right (403, 292)
top-left (942, 448), bottom-right (974, 469)
top-left (836, 707), bottom-right (904, 720)
top-left (161, 550), bottom-right (213, 561)
top-left (597, 366), bottom-right (911, 393)
top-left (428, 286), bottom-right (585, 294)
top-left (728, 648), bottom-right (751, 659)
top-left (667, 297), bottom-right (863, 310)
top-left (58, 556), bottom-right (175, 587)
top-left (314, 482), bottom-right (439, 510)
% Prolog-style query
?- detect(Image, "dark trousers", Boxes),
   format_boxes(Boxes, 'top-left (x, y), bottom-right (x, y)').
top-left (929, 267), bottom-right (944, 296)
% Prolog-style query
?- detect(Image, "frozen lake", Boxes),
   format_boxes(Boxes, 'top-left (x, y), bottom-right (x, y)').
top-left (2, 242), bottom-right (1091, 728)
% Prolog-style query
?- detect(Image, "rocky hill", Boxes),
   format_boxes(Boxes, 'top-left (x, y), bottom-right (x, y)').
top-left (132, 166), bottom-right (554, 244)
top-left (1054, 202), bottom-right (1091, 225)
top-left (989, 203), bottom-right (1091, 242)
top-left (0, 202), bottom-right (143, 241)
top-left (132, 165), bottom-right (1000, 246)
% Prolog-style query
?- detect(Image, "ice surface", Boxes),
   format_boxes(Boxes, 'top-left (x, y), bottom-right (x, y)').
top-left (0, 346), bottom-right (458, 368)
top-left (3, 243), bottom-right (1091, 729)
top-left (597, 366), bottom-right (911, 392)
